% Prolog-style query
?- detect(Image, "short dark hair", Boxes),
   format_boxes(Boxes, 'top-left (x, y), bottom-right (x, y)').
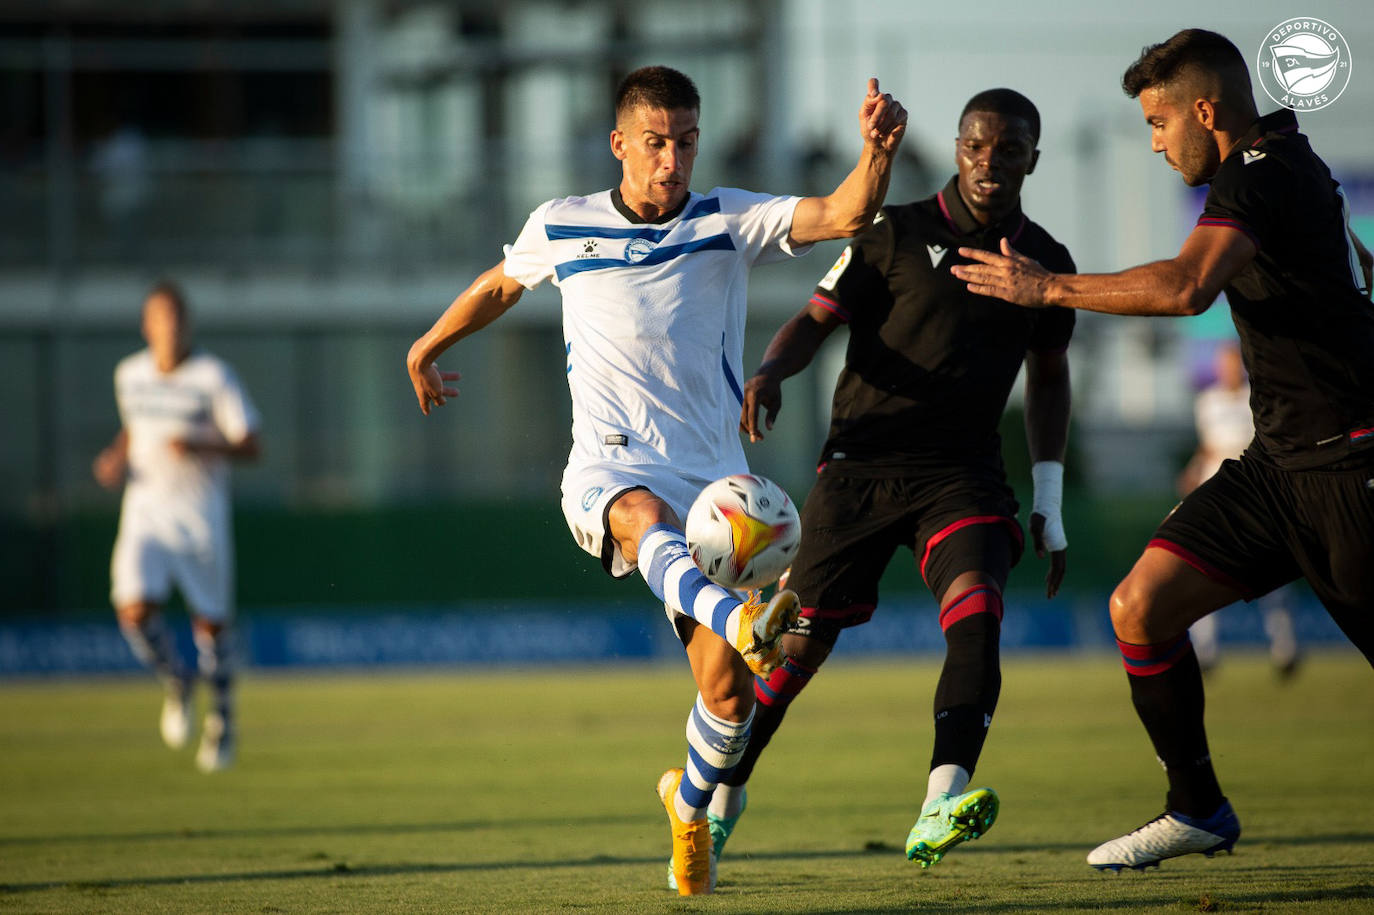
top-left (959, 88), bottom-right (1040, 143)
top-left (1121, 28), bottom-right (1251, 103)
top-left (615, 66), bottom-right (700, 123)
top-left (145, 279), bottom-right (189, 319)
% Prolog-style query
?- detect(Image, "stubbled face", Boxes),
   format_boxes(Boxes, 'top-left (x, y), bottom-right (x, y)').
top-left (141, 292), bottom-right (190, 373)
top-left (611, 105), bottom-right (699, 219)
top-left (955, 111), bottom-right (1038, 226)
top-left (1139, 85), bottom-right (1220, 187)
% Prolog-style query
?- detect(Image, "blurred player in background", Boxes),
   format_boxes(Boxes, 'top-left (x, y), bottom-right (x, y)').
top-left (952, 29), bottom-right (1374, 870)
top-left (734, 88), bottom-right (1074, 870)
top-left (1180, 340), bottom-right (1298, 677)
top-left (93, 281), bottom-right (261, 773)
top-left (405, 66), bottom-right (906, 894)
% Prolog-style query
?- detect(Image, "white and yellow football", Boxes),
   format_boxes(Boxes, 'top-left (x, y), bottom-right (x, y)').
top-left (685, 474), bottom-right (800, 590)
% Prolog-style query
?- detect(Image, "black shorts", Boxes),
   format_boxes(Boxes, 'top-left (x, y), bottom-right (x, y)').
top-left (784, 465), bottom-right (1023, 628)
top-left (1153, 451), bottom-right (1374, 660)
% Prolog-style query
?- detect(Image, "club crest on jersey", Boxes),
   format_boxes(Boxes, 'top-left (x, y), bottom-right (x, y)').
top-left (1257, 17), bottom-right (1352, 111)
top-left (818, 246), bottom-right (852, 291)
top-left (624, 237), bottom-right (654, 264)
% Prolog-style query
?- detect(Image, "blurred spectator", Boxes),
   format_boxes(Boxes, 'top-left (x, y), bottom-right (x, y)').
top-left (1180, 340), bottom-right (1299, 677)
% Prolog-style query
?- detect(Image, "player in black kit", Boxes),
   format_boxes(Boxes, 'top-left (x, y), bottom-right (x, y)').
top-left (953, 29), bottom-right (1374, 872)
top-left (706, 89), bottom-right (1075, 871)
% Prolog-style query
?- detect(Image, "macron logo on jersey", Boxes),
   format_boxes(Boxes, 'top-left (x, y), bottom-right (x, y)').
top-left (927, 244), bottom-right (948, 267)
top-left (1243, 149), bottom-right (1267, 165)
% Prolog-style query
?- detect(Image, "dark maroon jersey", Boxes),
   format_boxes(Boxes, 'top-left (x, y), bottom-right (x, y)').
top-left (1199, 108), bottom-right (1374, 470)
top-left (808, 176), bottom-right (1075, 474)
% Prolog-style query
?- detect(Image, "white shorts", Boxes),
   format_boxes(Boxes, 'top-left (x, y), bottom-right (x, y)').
top-left (110, 506), bottom-right (234, 622)
top-left (560, 462), bottom-right (721, 579)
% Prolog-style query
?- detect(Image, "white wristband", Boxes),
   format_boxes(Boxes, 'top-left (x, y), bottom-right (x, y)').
top-left (1030, 461), bottom-right (1067, 551)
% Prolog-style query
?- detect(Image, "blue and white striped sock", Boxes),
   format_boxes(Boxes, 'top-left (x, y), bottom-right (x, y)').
top-left (119, 613), bottom-right (187, 684)
top-left (675, 694), bottom-right (753, 822)
top-left (639, 524), bottom-right (745, 644)
top-left (193, 626), bottom-right (235, 722)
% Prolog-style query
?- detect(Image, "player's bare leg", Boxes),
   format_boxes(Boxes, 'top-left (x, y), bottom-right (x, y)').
top-left (608, 489), bottom-right (794, 892)
top-left (191, 615), bottom-right (236, 772)
top-left (116, 600), bottom-right (193, 750)
top-left (670, 624), bottom-right (827, 891)
top-left (1089, 547), bottom-right (1245, 870)
top-left (611, 489), bottom-right (798, 675)
top-left (728, 627), bottom-right (831, 785)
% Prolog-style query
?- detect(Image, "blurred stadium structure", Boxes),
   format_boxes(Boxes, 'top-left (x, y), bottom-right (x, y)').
top-left (2, 0), bottom-right (1372, 631)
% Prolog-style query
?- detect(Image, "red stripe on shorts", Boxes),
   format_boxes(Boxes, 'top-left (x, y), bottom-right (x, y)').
top-left (920, 515), bottom-right (1022, 587)
top-left (1147, 538), bottom-right (1255, 599)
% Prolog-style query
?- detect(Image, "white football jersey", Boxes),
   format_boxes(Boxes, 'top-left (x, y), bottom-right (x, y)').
top-left (1194, 383), bottom-right (1253, 480)
top-left (114, 349), bottom-right (259, 519)
top-left (503, 187), bottom-right (806, 485)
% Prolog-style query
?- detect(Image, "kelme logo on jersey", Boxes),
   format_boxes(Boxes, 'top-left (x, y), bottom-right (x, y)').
top-left (581, 486), bottom-right (603, 511)
top-left (1257, 18), bottom-right (1351, 111)
top-left (624, 238), bottom-right (654, 264)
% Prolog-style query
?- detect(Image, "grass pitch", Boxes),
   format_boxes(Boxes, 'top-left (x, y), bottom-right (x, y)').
top-left (1, 652), bottom-right (1371, 914)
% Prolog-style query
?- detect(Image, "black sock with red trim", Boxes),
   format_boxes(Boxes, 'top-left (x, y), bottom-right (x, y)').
top-left (930, 586), bottom-right (1002, 772)
top-left (1119, 633), bottom-right (1224, 817)
top-left (722, 656), bottom-right (818, 787)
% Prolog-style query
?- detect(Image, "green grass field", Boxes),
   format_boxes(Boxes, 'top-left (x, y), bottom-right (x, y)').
top-left (2, 653), bottom-right (1372, 914)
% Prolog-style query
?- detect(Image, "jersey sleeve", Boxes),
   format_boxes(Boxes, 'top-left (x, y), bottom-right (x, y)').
top-left (210, 361), bottom-right (260, 445)
top-left (1028, 242), bottom-right (1076, 352)
top-left (807, 214), bottom-right (893, 323)
top-left (501, 201), bottom-right (557, 289)
top-left (711, 187), bottom-right (808, 266)
top-left (1198, 157), bottom-right (1281, 251)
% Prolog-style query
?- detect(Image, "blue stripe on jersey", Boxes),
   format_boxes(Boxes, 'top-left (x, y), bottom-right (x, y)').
top-left (720, 334), bottom-right (744, 406)
top-left (547, 224), bottom-right (667, 242)
top-left (682, 196), bottom-right (722, 220)
top-left (554, 234), bottom-right (736, 281)
top-left (544, 196), bottom-right (722, 243)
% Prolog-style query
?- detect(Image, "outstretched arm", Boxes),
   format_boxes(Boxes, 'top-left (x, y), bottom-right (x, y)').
top-left (788, 78), bottom-right (907, 246)
top-left (170, 431), bottom-right (261, 461)
top-left (93, 427), bottom-right (129, 489)
top-left (950, 225), bottom-right (1257, 315)
top-left (741, 302), bottom-right (844, 442)
top-left (1024, 347), bottom-right (1071, 598)
top-left (406, 262), bottom-right (527, 415)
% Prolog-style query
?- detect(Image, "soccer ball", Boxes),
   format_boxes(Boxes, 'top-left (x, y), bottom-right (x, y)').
top-left (685, 474), bottom-right (800, 590)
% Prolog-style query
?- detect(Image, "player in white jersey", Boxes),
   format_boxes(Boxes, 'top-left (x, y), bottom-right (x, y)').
top-left (93, 281), bottom-right (261, 772)
top-left (1179, 341), bottom-right (1298, 676)
top-left (406, 66), bottom-right (906, 894)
